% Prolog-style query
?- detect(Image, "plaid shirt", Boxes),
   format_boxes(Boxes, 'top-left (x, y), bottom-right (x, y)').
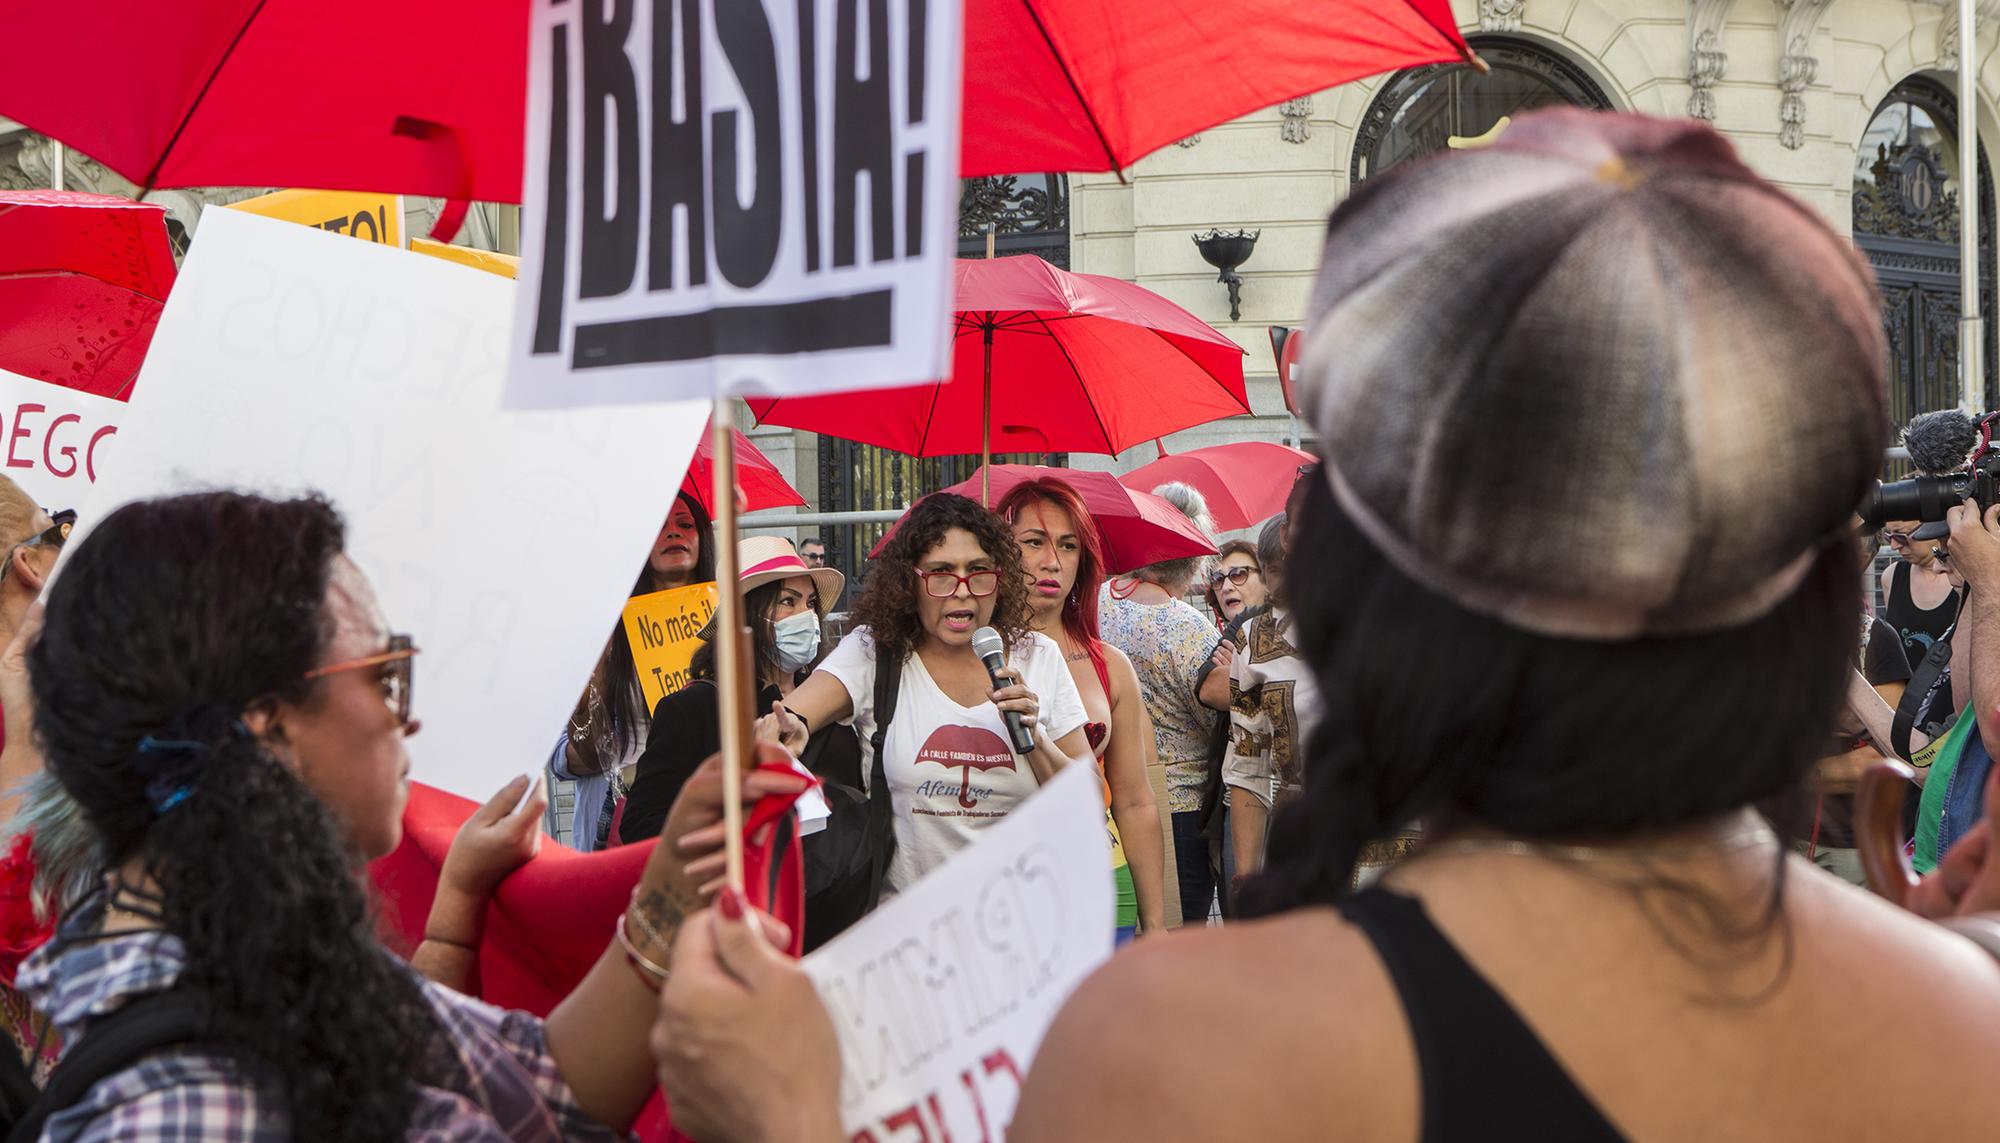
top-left (18, 930), bottom-right (629, 1142)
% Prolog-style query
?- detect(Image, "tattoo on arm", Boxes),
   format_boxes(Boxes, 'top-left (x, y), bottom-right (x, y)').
top-left (632, 882), bottom-right (701, 946)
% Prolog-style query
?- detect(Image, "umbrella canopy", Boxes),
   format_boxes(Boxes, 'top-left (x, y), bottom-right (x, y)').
top-left (681, 426), bottom-right (808, 516)
top-left (748, 256), bottom-right (1248, 459)
top-left (0, 191), bottom-right (177, 399)
top-left (1119, 441), bottom-right (1314, 532)
top-left (874, 465), bottom-right (1215, 575)
top-left (0, 1), bottom-right (1467, 201)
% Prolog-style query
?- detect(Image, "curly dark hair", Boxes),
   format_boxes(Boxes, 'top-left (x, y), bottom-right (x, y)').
top-left (30, 492), bottom-right (453, 1141)
top-left (852, 493), bottom-right (1031, 669)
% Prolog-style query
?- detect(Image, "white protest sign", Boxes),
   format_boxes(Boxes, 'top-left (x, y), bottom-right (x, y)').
top-left (802, 762), bottom-right (1113, 1140)
top-left (70, 208), bottom-right (709, 800)
top-left (0, 368), bottom-right (122, 510)
top-left (508, 0), bottom-right (962, 408)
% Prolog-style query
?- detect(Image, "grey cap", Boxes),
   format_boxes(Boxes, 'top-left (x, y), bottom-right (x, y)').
top-left (1297, 110), bottom-right (1887, 639)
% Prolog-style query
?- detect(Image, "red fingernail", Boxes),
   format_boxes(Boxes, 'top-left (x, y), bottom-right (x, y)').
top-left (719, 886), bottom-right (745, 920)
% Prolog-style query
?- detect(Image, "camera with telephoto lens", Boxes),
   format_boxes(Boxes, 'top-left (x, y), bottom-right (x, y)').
top-left (1858, 410), bottom-right (2000, 538)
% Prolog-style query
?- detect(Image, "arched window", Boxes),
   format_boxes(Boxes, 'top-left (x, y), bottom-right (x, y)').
top-left (1351, 36), bottom-right (1612, 184)
top-left (1853, 77), bottom-right (1996, 430)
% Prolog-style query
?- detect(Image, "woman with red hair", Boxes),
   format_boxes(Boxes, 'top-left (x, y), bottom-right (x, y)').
top-left (997, 478), bottom-right (1166, 940)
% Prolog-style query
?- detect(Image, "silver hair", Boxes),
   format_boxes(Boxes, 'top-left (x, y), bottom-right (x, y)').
top-left (1, 771), bottom-right (104, 924)
top-left (1131, 481), bottom-right (1216, 591)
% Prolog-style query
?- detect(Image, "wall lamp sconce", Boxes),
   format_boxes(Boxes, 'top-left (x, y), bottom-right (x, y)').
top-left (1193, 229), bottom-right (1259, 322)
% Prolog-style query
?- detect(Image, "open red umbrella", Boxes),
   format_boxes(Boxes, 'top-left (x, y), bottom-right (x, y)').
top-left (873, 465), bottom-right (1215, 574)
top-left (680, 425), bottom-right (807, 515)
top-left (1119, 441), bottom-right (1314, 532)
top-left (748, 256), bottom-right (1248, 489)
top-left (0, 2), bottom-right (1468, 202)
top-left (0, 191), bottom-right (176, 399)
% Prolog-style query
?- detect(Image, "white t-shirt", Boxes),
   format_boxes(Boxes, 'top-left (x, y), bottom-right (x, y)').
top-left (817, 626), bottom-right (1088, 892)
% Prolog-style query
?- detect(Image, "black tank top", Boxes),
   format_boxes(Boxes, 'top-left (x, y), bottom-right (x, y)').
top-left (1885, 562), bottom-right (1959, 725)
top-left (1337, 888), bottom-right (1626, 1143)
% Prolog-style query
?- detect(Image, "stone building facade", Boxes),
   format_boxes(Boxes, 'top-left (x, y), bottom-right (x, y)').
top-left (1063, 0), bottom-right (2000, 476)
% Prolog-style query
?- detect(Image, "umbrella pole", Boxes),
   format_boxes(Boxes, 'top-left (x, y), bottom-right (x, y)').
top-left (709, 400), bottom-right (752, 893)
top-left (981, 325), bottom-right (994, 506)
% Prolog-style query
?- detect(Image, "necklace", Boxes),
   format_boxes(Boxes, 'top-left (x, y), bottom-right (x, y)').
top-left (1421, 813), bottom-right (1777, 865)
top-left (1107, 577), bottom-right (1145, 601)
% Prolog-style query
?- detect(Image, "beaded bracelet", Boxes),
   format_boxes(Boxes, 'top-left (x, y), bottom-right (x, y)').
top-left (615, 913), bottom-right (671, 991)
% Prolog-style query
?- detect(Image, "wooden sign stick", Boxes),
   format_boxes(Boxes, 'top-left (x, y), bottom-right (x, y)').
top-left (709, 403), bottom-right (753, 893)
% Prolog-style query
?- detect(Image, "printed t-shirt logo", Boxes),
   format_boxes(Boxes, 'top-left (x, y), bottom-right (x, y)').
top-left (915, 724), bottom-right (1016, 808)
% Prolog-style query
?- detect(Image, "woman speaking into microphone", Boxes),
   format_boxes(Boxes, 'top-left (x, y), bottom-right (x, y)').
top-left (766, 492), bottom-right (1092, 894)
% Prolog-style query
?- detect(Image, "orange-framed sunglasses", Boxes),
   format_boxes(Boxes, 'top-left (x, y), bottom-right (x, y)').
top-left (304, 634), bottom-right (417, 725)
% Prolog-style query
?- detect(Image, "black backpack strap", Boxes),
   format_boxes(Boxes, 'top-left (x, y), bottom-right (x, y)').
top-left (866, 649), bottom-right (902, 901)
top-left (8, 990), bottom-right (210, 1143)
top-left (1894, 618), bottom-right (1957, 759)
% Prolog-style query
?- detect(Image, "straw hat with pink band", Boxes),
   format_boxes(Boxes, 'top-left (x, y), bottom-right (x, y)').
top-left (735, 535), bottom-right (844, 613)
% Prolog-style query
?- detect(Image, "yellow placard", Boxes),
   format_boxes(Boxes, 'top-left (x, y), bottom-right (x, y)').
top-left (623, 582), bottom-right (719, 713)
top-left (225, 188), bottom-right (404, 247)
top-left (409, 238), bottom-right (520, 278)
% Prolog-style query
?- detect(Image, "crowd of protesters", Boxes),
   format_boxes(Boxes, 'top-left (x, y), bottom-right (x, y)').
top-left (0, 108), bottom-right (1997, 1140)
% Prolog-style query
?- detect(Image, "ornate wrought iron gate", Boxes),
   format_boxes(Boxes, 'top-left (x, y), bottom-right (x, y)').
top-left (1853, 78), bottom-right (1996, 472)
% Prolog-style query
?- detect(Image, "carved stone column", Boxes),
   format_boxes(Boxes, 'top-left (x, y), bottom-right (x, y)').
top-left (1777, 0), bottom-right (1834, 150)
top-left (1686, 0), bottom-right (1739, 122)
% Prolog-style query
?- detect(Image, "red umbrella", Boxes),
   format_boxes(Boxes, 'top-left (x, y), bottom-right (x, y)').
top-left (0, 191), bottom-right (176, 399)
top-left (1119, 441), bottom-right (1314, 532)
top-left (748, 256), bottom-right (1248, 486)
top-left (680, 426), bottom-right (808, 515)
top-left (873, 465), bottom-right (1215, 575)
top-left (0, 2), bottom-right (1468, 202)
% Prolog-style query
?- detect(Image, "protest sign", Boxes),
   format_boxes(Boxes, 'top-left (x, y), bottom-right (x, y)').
top-left (623, 580), bottom-right (719, 713)
top-left (506, 0), bottom-right (963, 409)
top-left (68, 209), bottom-right (708, 800)
top-left (410, 238), bottom-right (521, 279)
top-left (0, 369), bottom-right (121, 510)
top-left (226, 188), bottom-right (405, 247)
top-left (802, 762), bottom-right (1113, 1140)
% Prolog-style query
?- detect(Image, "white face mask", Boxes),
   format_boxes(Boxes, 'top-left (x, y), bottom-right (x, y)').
top-left (772, 609), bottom-right (822, 673)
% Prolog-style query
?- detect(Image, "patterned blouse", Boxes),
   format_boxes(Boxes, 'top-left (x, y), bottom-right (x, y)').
top-left (19, 926), bottom-right (626, 1142)
top-left (1097, 591), bottom-right (1222, 814)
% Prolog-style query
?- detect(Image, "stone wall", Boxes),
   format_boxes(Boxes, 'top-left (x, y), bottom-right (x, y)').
top-left (1065, 0), bottom-right (2000, 479)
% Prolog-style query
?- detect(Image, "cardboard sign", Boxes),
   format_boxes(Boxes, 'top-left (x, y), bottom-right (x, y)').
top-left (411, 238), bottom-right (521, 279)
top-left (226, 188), bottom-right (406, 247)
top-left (802, 761), bottom-right (1113, 1140)
top-left (67, 209), bottom-right (709, 800)
top-left (0, 369), bottom-right (121, 510)
top-left (623, 580), bottom-right (719, 712)
top-left (507, 0), bottom-right (963, 408)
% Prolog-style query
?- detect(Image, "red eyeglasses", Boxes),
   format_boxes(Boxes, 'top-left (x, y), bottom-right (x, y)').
top-left (918, 570), bottom-right (1000, 599)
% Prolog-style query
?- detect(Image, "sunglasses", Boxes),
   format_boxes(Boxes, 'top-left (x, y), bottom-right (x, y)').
top-left (0, 508), bottom-right (76, 584)
top-left (1884, 531), bottom-right (1913, 546)
top-left (1209, 566), bottom-right (1259, 588)
top-left (918, 569), bottom-right (1001, 599)
top-left (304, 634), bottom-right (418, 725)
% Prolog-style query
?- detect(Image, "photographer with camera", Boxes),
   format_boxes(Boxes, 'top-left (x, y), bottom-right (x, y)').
top-left (1854, 410), bottom-right (2000, 872)
top-left (1876, 411), bottom-right (1975, 735)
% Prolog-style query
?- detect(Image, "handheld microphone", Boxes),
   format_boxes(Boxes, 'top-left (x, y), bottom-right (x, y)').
top-left (972, 626), bottom-right (1035, 755)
